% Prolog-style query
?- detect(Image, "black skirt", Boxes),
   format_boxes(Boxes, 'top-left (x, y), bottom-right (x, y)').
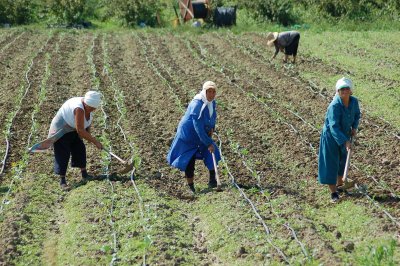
top-left (285, 33), bottom-right (300, 56)
top-left (53, 131), bottom-right (86, 176)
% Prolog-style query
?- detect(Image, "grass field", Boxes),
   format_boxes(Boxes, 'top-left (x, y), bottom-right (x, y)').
top-left (0, 28), bottom-right (399, 265)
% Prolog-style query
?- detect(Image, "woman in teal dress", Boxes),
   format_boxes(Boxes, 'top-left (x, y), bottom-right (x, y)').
top-left (318, 77), bottom-right (361, 202)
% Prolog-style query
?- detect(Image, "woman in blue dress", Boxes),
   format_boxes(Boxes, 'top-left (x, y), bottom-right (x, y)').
top-left (318, 77), bottom-right (361, 202)
top-left (167, 81), bottom-right (221, 193)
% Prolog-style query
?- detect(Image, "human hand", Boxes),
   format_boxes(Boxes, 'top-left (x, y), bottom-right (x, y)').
top-left (345, 141), bottom-right (351, 152)
top-left (351, 129), bottom-right (357, 137)
top-left (208, 128), bottom-right (214, 137)
top-left (208, 144), bottom-right (215, 153)
top-left (94, 140), bottom-right (103, 150)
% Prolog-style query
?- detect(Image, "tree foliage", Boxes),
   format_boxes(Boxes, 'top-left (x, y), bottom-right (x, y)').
top-left (0, 0), bottom-right (37, 24)
top-left (0, 0), bottom-right (399, 26)
top-left (107, 0), bottom-right (161, 26)
top-left (47, 0), bottom-right (91, 23)
top-left (299, 0), bottom-right (400, 20)
top-left (237, 0), bottom-right (295, 26)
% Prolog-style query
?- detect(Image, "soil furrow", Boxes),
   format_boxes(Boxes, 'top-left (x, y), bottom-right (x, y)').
top-left (4, 33), bottom-right (59, 171)
top-left (0, 31), bottom-right (75, 265)
top-left (236, 34), bottom-right (400, 197)
top-left (147, 33), bottom-right (340, 263)
top-left (160, 32), bottom-right (399, 263)
top-left (0, 32), bottom-right (47, 133)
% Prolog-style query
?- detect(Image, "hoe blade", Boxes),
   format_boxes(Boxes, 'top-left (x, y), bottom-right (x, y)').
top-left (119, 162), bottom-right (134, 175)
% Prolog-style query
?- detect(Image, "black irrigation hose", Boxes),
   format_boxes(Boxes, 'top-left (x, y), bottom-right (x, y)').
top-left (100, 105), bottom-right (118, 266)
top-left (185, 36), bottom-right (400, 228)
top-left (355, 184), bottom-right (400, 228)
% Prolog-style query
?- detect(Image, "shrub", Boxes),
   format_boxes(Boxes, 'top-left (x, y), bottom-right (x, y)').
top-left (46, 0), bottom-right (87, 23)
top-left (298, 0), bottom-right (400, 20)
top-left (107, 0), bottom-right (161, 27)
top-left (237, 0), bottom-right (296, 26)
top-left (0, 0), bottom-right (37, 24)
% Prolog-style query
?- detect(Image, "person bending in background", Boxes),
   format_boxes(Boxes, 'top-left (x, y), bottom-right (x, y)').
top-left (167, 81), bottom-right (221, 194)
top-left (318, 77), bottom-right (361, 203)
top-left (266, 31), bottom-right (301, 64)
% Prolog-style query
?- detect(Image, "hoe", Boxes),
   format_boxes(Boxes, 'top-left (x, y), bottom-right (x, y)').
top-left (342, 137), bottom-right (355, 190)
top-left (103, 148), bottom-right (134, 175)
top-left (211, 151), bottom-right (223, 192)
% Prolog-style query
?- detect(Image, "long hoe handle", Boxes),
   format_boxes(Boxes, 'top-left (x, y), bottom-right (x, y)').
top-left (103, 148), bottom-right (127, 164)
top-left (211, 152), bottom-right (221, 188)
top-left (343, 138), bottom-right (353, 183)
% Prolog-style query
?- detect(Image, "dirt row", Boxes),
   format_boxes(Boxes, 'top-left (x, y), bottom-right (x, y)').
top-left (234, 32), bottom-right (399, 194)
top-left (103, 32), bottom-right (293, 264)
top-left (0, 31), bottom-right (398, 265)
top-left (0, 31), bottom-right (73, 264)
top-left (106, 32), bottom-right (224, 264)
top-left (135, 32), bottom-right (359, 263)
top-left (139, 32), bottom-right (399, 262)
top-left (185, 32), bottom-right (400, 203)
top-left (0, 32), bottom-right (47, 144)
top-left (0, 32), bottom-right (97, 265)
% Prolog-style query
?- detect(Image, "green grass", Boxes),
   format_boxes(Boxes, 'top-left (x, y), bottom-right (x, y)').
top-left (301, 30), bottom-right (400, 129)
top-left (56, 181), bottom-right (114, 265)
top-left (303, 199), bottom-right (400, 264)
top-left (10, 174), bottom-right (60, 265)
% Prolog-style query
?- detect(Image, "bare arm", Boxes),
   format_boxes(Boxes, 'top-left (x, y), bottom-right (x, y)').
top-left (74, 108), bottom-right (102, 149)
top-left (271, 44), bottom-right (280, 60)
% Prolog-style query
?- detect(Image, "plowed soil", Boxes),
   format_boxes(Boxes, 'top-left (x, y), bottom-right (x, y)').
top-left (0, 30), bottom-right (398, 265)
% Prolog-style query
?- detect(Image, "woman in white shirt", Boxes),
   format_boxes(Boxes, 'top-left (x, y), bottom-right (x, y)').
top-left (31, 91), bottom-right (103, 190)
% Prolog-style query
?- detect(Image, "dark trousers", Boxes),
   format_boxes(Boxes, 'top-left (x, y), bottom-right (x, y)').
top-left (54, 131), bottom-right (86, 176)
top-left (285, 33), bottom-right (300, 56)
top-left (185, 154), bottom-right (216, 181)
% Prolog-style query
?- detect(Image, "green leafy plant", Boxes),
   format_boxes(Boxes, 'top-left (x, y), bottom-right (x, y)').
top-left (238, 0), bottom-right (296, 26)
top-left (357, 240), bottom-right (396, 266)
top-left (107, 0), bottom-right (161, 26)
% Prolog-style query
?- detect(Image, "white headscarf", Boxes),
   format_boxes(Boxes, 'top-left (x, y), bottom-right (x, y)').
top-left (193, 81), bottom-right (216, 119)
top-left (84, 90), bottom-right (102, 108)
top-left (335, 77), bottom-right (353, 95)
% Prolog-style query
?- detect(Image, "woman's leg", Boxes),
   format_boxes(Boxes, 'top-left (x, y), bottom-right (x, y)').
top-left (285, 34), bottom-right (300, 63)
top-left (208, 170), bottom-right (217, 188)
top-left (292, 34), bottom-right (300, 63)
top-left (185, 155), bottom-right (196, 192)
top-left (70, 132), bottom-right (88, 178)
top-left (337, 175), bottom-right (344, 186)
top-left (328, 184), bottom-right (340, 202)
top-left (54, 133), bottom-right (74, 185)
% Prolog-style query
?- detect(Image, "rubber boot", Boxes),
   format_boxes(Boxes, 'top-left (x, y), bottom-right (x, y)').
top-left (208, 170), bottom-right (217, 188)
top-left (188, 183), bottom-right (195, 193)
top-left (60, 176), bottom-right (69, 191)
top-left (81, 169), bottom-right (89, 179)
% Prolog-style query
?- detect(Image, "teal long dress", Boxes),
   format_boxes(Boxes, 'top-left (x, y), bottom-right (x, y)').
top-left (318, 95), bottom-right (361, 184)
